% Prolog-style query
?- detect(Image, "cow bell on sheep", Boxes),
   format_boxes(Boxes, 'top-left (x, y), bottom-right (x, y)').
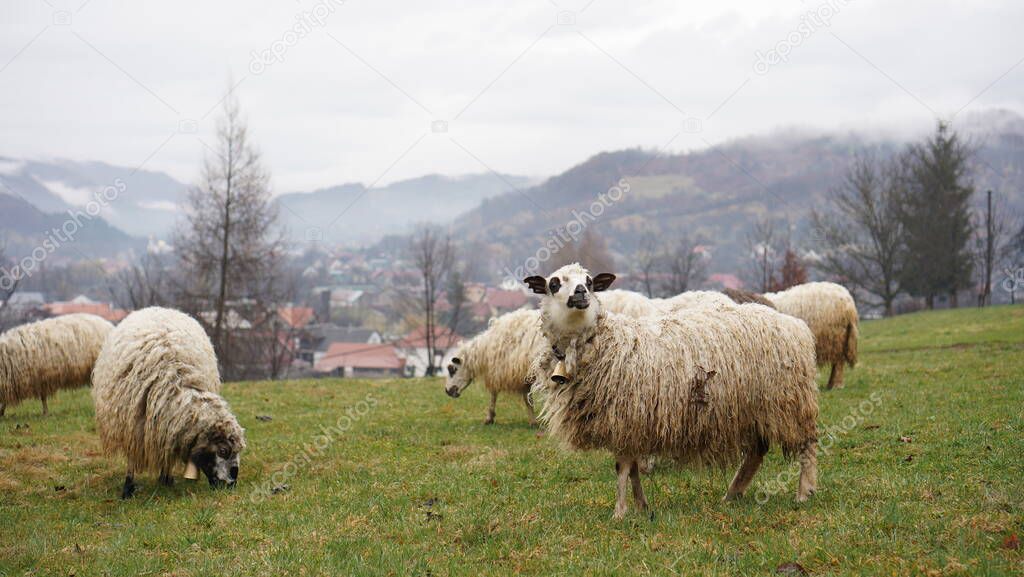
top-left (184, 461), bottom-right (200, 480)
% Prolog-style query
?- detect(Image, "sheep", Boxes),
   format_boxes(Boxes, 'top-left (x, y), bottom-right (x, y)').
top-left (91, 307), bottom-right (246, 498)
top-left (444, 308), bottom-right (545, 426)
top-left (721, 287), bottom-right (777, 308)
top-left (600, 288), bottom-right (736, 316)
top-left (525, 264), bottom-right (819, 519)
top-left (0, 313), bottom-right (113, 416)
top-left (764, 282), bottom-right (859, 389)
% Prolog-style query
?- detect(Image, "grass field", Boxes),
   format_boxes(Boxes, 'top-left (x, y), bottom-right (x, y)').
top-left (2, 306), bottom-right (1023, 576)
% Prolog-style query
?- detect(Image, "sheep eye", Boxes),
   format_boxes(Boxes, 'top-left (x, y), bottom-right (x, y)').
top-left (586, 276), bottom-right (593, 289)
top-left (447, 364), bottom-right (457, 377)
top-left (548, 278), bottom-right (561, 294)
top-left (218, 447), bottom-right (231, 459)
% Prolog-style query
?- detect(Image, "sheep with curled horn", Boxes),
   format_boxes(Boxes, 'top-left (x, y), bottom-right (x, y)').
top-left (764, 282), bottom-right (859, 389)
top-left (0, 313), bottom-right (113, 417)
top-left (525, 264), bottom-right (819, 519)
top-left (444, 308), bottom-right (545, 426)
top-left (91, 307), bottom-right (245, 498)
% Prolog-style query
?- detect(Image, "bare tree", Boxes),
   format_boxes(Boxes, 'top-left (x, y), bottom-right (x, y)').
top-left (746, 218), bottom-right (780, 293)
top-left (109, 252), bottom-right (171, 311)
top-left (409, 225), bottom-right (459, 377)
top-left (550, 229), bottom-right (616, 273)
top-left (174, 85), bottom-right (284, 379)
top-left (812, 153), bottom-right (905, 316)
top-left (0, 238), bottom-right (20, 328)
top-left (634, 231), bottom-right (661, 297)
top-left (974, 189), bottom-right (1016, 306)
top-left (663, 235), bottom-right (708, 295)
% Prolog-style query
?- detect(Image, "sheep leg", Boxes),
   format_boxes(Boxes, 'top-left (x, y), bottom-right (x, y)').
top-left (484, 391), bottom-right (497, 425)
top-left (158, 470), bottom-right (174, 486)
top-left (121, 464), bottom-right (138, 499)
top-left (796, 440), bottom-right (818, 502)
top-left (724, 439), bottom-right (769, 500)
top-left (522, 391), bottom-right (537, 427)
top-left (629, 459), bottom-right (648, 512)
top-left (40, 395), bottom-right (48, 416)
top-left (0, 403), bottom-right (5, 417)
top-left (613, 456), bottom-right (632, 520)
top-left (826, 362), bottom-right (845, 390)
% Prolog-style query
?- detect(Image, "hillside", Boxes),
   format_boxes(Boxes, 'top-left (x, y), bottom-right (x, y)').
top-left (2, 305), bottom-right (1022, 576)
top-left (275, 173), bottom-right (534, 245)
top-left (451, 110), bottom-right (1024, 277)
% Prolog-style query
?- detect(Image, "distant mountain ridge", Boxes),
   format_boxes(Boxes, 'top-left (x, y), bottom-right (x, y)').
top-left (449, 109), bottom-right (1024, 278)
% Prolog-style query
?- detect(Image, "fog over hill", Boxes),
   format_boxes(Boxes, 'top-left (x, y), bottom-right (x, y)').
top-left (2, 109), bottom-right (1022, 273)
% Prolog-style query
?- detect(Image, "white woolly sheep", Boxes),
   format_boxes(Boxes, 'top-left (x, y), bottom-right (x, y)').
top-left (0, 313), bottom-right (113, 416)
top-left (525, 264), bottom-right (819, 519)
top-left (444, 308), bottom-right (545, 426)
top-left (765, 282), bottom-right (859, 389)
top-left (599, 288), bottom-right (736, 317)
top-left (91, 307), bottom-right (246, 498)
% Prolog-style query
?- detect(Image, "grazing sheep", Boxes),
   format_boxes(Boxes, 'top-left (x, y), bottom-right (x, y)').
top-left (525, 264), bottom-right (819, 519)
top-left (0, 314), bottom-right (113, 416)
top-left (444, 308), bottom-right (544, 426)
top-left (765, 282), bottom-right (859, 389)
top-left (600, 288), bottom-right (735, 317)
top-left (92, 307), bottom-right (246, 498)
top-left (722, 287), bottom-right (776, 308)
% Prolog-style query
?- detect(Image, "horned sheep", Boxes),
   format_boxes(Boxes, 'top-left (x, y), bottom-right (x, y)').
top-left (0, 313), bottom-right (113, 416)
top-left (444, 308), bottom-right (544, 426)
top-left (765, 282), bottom-right (859, 389)
top-left (525, 264), bottom-right (819, 519)
top-left (91, 307), bottom-right (246, 498)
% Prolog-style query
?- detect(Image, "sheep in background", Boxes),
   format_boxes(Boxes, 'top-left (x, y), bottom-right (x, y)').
top-left (525, 264), bottom-right (819, 519)
top-left (765, 282), bottom-right (859, 389)
top-left (721, 287), bottom-right (776, 308)
top-left (0, 313), bottom-right (113, 416)
top-left (92, 307), bottom-right (245, 498)
top-left (444, 308), bottom-right (544, 426)
top-left (600, 288), bottom-right (735, 317)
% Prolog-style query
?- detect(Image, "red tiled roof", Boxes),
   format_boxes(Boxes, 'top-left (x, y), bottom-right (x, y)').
top-left (708, 273), bottom-right (743, 290)
top-left (485, 288), bottom-right (527, 310)
top-left (314, 343), bottom-right (405, 372)
top-left (44, 302), bottom-right (128, 322)
top-left (279, 306), bottom-right (315, 329)
top-left (399, 325), bottom-right (461, 349)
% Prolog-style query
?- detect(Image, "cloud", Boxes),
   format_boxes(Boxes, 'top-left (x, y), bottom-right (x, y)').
top-left (0, 0), bottom-right (1021, 192)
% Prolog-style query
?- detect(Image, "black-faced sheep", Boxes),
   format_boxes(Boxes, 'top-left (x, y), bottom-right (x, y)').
top-left (765, 282), bottom-right (859, 389)
top-left (525, 264), bottom-right (819, 519)
top-left (0, 313), bottom-right (113, 416)
top-left (91, 307), bottom-right (246, 498)
top-left (444, 308), bottom-right (544, 426)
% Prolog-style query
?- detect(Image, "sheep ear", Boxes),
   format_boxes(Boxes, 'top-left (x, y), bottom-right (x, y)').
top-left (524, 276), bottom-right (548, 295)
top-left (705, 369), bottom-right (716, 380)
top-left (591, 273), bottom-right (616, 292)
top-left (452, 357), bottom-right (462, 365)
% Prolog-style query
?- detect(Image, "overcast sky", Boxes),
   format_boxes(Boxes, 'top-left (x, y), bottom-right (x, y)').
top-left (1, 0), bottom-right (1022, 192)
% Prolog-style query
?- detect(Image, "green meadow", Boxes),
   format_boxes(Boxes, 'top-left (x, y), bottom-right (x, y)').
top-left (2, 306), bottom-right (1022, 576)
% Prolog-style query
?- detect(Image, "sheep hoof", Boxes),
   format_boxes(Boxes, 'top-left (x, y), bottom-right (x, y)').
top-left (723, 492), bottom-right (742, 502)
top-left (121, 477), bottom-right (137, 499)
top-left (483, 418), bottom-right (495, 425)
top-left (159, 473), bottom-right (174, 487)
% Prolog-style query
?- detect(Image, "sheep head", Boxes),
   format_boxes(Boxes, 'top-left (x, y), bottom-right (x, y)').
top-left (525, 263), bottom-right (615, 337)
top-left (443, 355), bottom-right (472, 398)
top-left (188, 409), bottom-right (246, 488)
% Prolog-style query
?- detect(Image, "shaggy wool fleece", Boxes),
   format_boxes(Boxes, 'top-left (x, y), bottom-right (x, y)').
top-left (91, 307), bottom-right (245, 475)
top-left (0, 313), bottom-right (113, 410)
top-left (535, 304), bottom-right (819, 465)
top-left (448, 308), bottom-right (546, 396)
top-left (599, 289), bottom-right (735, 317)
top-left (765, 282), bottom-right (859, 368)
